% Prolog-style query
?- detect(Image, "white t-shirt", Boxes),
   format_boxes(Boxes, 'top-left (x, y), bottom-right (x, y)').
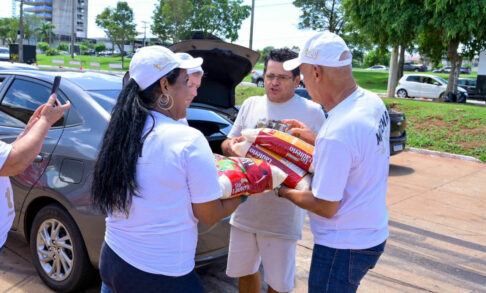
top-left (228, 94), bottom-right (326, 239)
top-left (310, 88), bottom-right (390, 249)
top-left (105, 111), bottom-right (222, 276)
top-left (0, 142), bottom-right (13, 248)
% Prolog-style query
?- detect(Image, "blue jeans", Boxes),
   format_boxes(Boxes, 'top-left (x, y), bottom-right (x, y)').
top-left (99, 242), bottom-right (204, 293)
top-left (308, 241), bottom-right (386, 293)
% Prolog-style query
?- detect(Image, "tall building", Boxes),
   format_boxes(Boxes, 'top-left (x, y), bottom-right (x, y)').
top-left (24, 0), bottom-right (88, 39)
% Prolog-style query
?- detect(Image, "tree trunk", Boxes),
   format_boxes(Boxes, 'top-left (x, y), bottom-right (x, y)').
top-left (387, 45), bottom-right (399, 98)
top-left (397, 44), bottom-right (405, 81)
top-left (447, 37), bottom-right (460, 95)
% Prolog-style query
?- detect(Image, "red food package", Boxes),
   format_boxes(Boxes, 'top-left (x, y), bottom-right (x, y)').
top-left (242, 128), bottom-right (315, 173)
top-left (214, 154), bottom-right (287, 199)
top-left (233, 142), bottom-right (311, 190)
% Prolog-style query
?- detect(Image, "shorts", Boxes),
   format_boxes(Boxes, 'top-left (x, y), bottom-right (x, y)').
top-left (226, 226), bottom-right (297, 292)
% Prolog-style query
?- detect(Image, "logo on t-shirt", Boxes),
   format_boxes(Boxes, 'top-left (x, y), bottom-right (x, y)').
top-left (375, 110), bottom-right (389, 147)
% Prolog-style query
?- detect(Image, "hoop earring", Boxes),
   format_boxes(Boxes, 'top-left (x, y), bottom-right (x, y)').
top-left (158, 94), bottom-right (174, 111)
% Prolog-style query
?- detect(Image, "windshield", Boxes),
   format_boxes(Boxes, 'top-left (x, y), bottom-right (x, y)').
top-left (87, 90), bottom-right (120, 112)
top-left (435, 76), bottom-right (448, 84)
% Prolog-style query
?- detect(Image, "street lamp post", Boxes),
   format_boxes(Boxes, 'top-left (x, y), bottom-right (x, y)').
top-left (18, 0), bottom-right (24, 63)
top-left (71, 0), bottom-right (76, 59)
top-left (249, 0), bottom-right (255, 50)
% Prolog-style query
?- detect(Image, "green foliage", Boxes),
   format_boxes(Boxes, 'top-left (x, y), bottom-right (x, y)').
top-left (94, 43), bottom-right (107, 53)
top-left (45, 48), bottom-right (59, 56)
top-left (35, 22), bottom-right (55, 44)
top-left (293, 0), bottom-right (346, 34)
top-left (363, 49), bottom-right (390, 67)
top-left (0, 17), bottom-right (19, 44)
top-left (463, 63), bottom-right (471, 69)
top-left (80, 44), bottom-right (89, 53)
top-left (58, 42), bottom-right (69, 51)
top-left (152, 0), bottom-right (250, 43)
top-left (258, 46), bottom-right (274, 63)
top-left (96, 1), bottom-right (137, 67)
top-left (37, 42), bottom-right (50, 52)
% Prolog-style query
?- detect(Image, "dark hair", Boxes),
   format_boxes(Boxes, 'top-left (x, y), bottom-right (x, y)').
top-left (92, 68), bottom-right (180, 215)
top-left (264, 48), bottom-right (300, 78)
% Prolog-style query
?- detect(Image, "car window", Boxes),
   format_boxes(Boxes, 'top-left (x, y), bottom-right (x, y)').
top-left (406, 76), bottom-right (422, 83)
top-left (0, 48), bottom-right (8, 54)
top-left (458, 80), bottom-right (466, 85)
top-left (0, 78), bottom-right (64, 128)
top-left (87, 90), bottom-right (120, 113)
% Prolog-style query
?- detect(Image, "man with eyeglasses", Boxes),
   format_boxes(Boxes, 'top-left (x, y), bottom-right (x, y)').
top-left (221, 48), bottom-right (326, 293)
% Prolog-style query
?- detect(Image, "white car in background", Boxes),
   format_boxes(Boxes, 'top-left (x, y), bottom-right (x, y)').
top-left (0, 47), bottom-right (9, 61)
top-left (395, 74), bottom-right (467, 100)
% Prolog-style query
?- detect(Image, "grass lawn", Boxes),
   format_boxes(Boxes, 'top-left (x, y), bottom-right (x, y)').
top-left (384, 98), bottom-right (486, 162)
top-left (37, 54), bottom-right (131, 71)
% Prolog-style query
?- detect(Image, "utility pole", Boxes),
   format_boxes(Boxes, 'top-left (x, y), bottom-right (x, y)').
top-left (142, 21), bottom-right (148, 47)
top-left (19, 0), bottom-right (24, 63)
top-left (249, 0), bottom-right (255, 49)
top-left (71, 0), bottom-right (76, 59)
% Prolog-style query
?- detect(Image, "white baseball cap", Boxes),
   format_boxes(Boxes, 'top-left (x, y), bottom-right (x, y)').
top-left (176, 52), bottom-right (204, 75)
top-left (129, 46), bottom-right (203, 90)
top-left (283, 31), bottom-right (352, 71)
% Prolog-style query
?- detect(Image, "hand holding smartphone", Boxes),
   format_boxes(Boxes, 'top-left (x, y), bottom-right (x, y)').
top-left (50, 76), bottom-right (61, 106)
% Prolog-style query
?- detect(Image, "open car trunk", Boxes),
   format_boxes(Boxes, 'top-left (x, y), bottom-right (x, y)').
top-left (170, 39), bottom-right (260, 121)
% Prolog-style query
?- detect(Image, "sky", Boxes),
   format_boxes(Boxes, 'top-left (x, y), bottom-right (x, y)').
top-left (3, 0), bottom-right (321, 50)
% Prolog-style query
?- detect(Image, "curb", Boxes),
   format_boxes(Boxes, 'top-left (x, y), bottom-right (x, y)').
top-left (406, 147), bottom-right (482, 163)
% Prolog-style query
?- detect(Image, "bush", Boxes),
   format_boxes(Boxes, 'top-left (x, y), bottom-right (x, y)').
top-left (37, 42), bottom-right (49, 52)
top-left (58, 42), bottom-right (69, 51)
top-left (463, 63), bottom-right (471, 69)
top-left (94, 43), bottom-right (107, 53)
top-left (363, 49), bottom-right (391, 67)
top-left (46, 48), bottom-right (59, 56)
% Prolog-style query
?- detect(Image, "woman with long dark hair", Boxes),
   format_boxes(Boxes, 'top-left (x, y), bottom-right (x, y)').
top-left (92, 46), bottom-right (243, 293)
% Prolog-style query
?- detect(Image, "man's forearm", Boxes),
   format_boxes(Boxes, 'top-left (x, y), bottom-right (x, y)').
top-left (279, 187), bottom-right (339, 218)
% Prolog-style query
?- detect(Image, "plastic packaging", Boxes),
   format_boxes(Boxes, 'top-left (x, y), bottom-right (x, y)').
top-left (233, 142), bottom-right (311, 190)
top-left (241, 128), bottom-right (315, 173)
top-left (214, 154), bottom-right (287, 199)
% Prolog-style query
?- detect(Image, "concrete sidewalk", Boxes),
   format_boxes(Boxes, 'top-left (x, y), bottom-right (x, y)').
top-left (1, 151), bottom-right (485, 292)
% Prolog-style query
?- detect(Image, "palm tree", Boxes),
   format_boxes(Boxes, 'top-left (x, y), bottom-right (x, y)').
top-left (36, 22), bottom-right (55, 44)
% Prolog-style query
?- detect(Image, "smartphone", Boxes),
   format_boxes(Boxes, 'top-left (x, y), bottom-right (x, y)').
top-left (50, 76), bottom-right (61, 106)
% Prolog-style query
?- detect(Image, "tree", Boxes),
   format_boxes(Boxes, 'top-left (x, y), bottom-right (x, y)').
top-left (343, 0), bottom-right (424, 97)
top-left (0, 18), bottom-right (19, 45)
top-left (23, 14), bottom-right (43, 44)
top-left (94, 43), bottom-right (107, 53)
top-left (36, 22), bottom-right (56, 44)
top-left (152, 0), bottom-right (250, 43)
top-left (258, 46), bottom-right (274, 63)
top-left (96, 1), bottom-right (137, 67)
top-left (419, 1), bottom-right (486, 97)
top-left (363, 49), bottom-right (391, 67)
top-left (293, 0), bottom-right (346, 34)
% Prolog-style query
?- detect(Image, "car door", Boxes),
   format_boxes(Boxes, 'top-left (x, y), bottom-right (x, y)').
top-left (0, 75), bottom-right (65, 230)
top-left (405, 75), bottom-right (422, 97)
top-left (421, 77), bottom-right (439, 98)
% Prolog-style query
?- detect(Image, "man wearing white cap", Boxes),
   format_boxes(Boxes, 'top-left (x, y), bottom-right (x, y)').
top-left (278, 31), bottom-right (390, 292)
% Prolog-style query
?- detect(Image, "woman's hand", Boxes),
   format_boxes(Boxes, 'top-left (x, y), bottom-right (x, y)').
top-left (282, 119), bottom-right (317, 145)
top-left (39, 94), bottom-right (71, 126)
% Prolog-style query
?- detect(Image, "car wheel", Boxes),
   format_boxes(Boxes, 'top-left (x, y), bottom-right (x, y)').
top-left (414, 68), bottom-right (419, 72)
top-left (456, 94), bottom-right (467, 103)
top-left (30, 204), bottom-right (95, 292)
top-left (396, 89), bottom-right (408, 98)
top-left (256, 79), bottom-right (264, 87)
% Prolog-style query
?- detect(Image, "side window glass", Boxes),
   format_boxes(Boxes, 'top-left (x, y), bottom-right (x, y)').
top-left (0, 79), bottom-right (64, 128)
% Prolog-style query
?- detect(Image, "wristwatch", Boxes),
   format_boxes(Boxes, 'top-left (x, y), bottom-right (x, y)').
top-left (274, 184), bottom-right (282, 197)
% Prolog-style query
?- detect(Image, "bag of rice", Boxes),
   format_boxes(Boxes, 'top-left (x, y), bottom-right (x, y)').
top-left (214, 154), bottom-right (287, 199)
top-left (233, 141), bottom-right (311, 190)
top-left (241, 128), bottom-right (315, 173)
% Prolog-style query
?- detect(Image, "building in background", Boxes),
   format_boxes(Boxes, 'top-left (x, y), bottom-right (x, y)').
top-left (25, 0), bottom-right (88, 39)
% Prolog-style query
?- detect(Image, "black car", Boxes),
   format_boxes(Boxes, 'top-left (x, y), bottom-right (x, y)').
top-left (403, 62), bottom-right (427, 72)
top-left (458, 77), bottom-right (486, 101)
top-left (0, 38), bottom-right (259, 291)
top-left (294, 88), bottom-right (407, 156)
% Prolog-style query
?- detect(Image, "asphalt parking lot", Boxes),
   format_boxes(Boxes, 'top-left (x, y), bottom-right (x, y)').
top-left (1, 150), bottom-right (485, 292)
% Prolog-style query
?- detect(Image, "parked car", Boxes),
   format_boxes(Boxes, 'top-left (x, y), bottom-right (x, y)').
top-left (0, 37), bottom-right (258, 292)
top-left (403, 62), bottom-right (427, 72)
top-left (251, 69), bottom-right (305, 88)
top-left (0, 47), bottom-right (9, 61)
top-left (395, 74), bottom-right (468, 102)
top-left (458, 77), bottom-right (486, 101)
top-left (294, 88), bottom-right (406, 155)
top-left (433, 66), bottom-right (451, 73)
top-left (366, 65), bottom-right (389, 71)
top-left (460, 67), bottom-right (471, 74)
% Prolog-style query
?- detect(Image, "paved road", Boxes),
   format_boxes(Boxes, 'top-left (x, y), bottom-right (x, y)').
top-left (1, 151), bottom-right (485, 292)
